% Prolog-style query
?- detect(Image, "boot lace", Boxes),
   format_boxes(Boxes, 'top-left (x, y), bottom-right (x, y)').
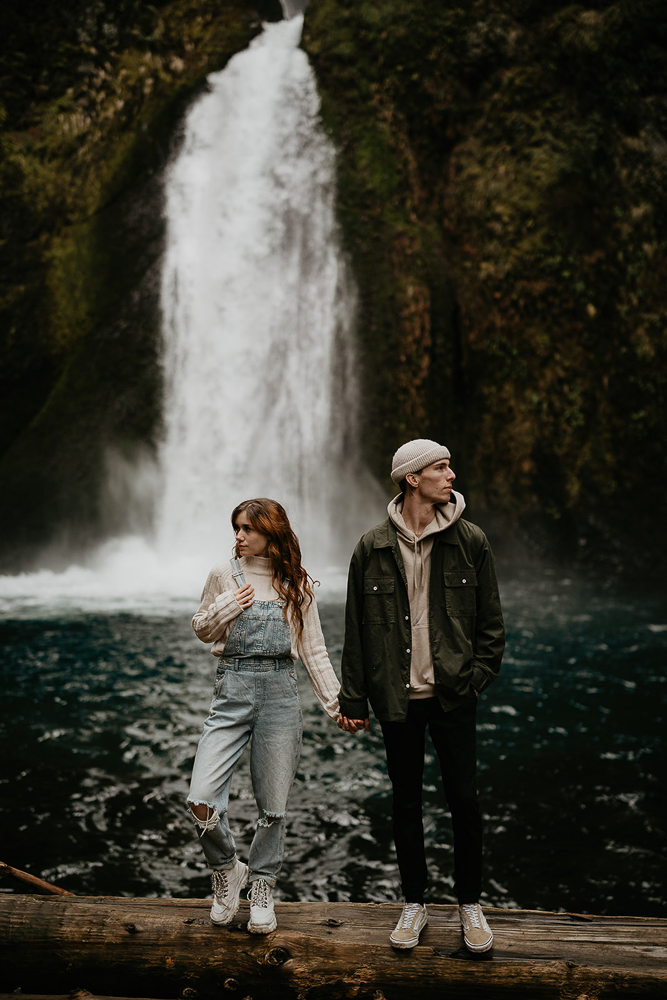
top-left (461, 903), bottom-right (483, 928)
top-left (212, 869), bottom-right (229, 901)
top-left (249, 878), bottom-right (271, 908)
top-left (398, 903), bottom-right (422, 928)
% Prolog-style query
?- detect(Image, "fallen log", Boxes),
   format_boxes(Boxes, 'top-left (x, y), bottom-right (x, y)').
top-left (1, 895), bottom-right (665, 999)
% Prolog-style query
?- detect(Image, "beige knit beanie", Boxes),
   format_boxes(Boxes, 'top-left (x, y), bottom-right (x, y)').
top-left (390, 438), bottom-right (451, 484)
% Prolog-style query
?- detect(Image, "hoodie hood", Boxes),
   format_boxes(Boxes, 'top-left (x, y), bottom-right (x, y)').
top-left (388, 490), bottom-right (466, 592)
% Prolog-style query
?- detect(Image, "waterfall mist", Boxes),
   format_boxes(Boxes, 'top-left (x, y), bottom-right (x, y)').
top-left (0, 17), bottom-right (385, 615)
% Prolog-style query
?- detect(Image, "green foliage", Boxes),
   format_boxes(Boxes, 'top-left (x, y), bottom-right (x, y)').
top-left (0, 0), bottom-right (263, 568)
top-left (304, 0), bottom-right (667, 568)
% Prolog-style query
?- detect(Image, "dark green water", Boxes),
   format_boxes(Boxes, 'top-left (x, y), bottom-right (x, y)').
top-left (1, 569), bottom-right (665, 915)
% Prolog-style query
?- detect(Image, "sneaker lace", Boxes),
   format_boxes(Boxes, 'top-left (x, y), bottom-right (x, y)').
top-left (398, 903), bottom-right (422, 929)
top-left (249, 879), bottom-right (271, 908)
top-left (212, 869), bottom-right (229, 900)
top-left (461, 903), bottom-right (482, 929)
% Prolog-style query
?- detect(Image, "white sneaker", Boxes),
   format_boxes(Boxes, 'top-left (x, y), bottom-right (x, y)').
top-left (247, 878), bottom-right (277, 934)
top-left (210, 859), bottom-right (249, 925)
top-left (459, 902), bottom-right (493, 952)
top-left (389, 902), bottom-right (428, 949)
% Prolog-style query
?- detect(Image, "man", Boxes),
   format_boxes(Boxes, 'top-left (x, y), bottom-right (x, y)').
top-left (338, 438), bottom-right (504, 952)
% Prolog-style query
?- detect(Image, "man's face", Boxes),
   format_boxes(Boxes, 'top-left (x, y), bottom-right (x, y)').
top-left (411, 459), bottom-right (456, 504)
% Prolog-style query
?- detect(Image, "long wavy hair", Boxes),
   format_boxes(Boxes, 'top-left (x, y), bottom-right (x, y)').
top-left (231, 498), bottom-right (316, 637)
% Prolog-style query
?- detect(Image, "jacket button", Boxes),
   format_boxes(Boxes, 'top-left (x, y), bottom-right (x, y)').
top-left (373, 586), bottom-right (378, 590)
top-left (462, 578), bottom-right (467, 583)
top-left (406, 648), bottom-right (411, 653)
top-left (405, 615), bottom-right (409, 620)
top-left (405, 683), bottom-right (410, 689)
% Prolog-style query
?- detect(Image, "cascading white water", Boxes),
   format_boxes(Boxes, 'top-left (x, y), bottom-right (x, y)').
top-left (0, 15), bottom-right (384, 615)
top-left (156, 15), bottom-right (382, 574)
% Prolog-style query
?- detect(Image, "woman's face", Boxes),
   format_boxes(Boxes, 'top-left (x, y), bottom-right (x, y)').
top-left (234, 516), bottom-right (269, 558)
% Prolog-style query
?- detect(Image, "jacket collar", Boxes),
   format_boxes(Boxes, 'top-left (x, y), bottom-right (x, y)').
top-left (373, 519), bottom-right (407, 590)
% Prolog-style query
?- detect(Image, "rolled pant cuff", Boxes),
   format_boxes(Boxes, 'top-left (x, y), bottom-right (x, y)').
top-left (248, 873), bottom-right (277, 887)
top-left (209, 855), bottom-right (237, 872)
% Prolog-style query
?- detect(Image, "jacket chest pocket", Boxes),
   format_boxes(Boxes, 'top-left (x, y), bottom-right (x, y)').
top-left (443, 571), bottom-right (477, 617)
top-left (363, 578), bottom-right (395, 624)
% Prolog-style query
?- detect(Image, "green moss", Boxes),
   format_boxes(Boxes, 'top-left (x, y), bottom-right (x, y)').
top-left (0, 0), bottom-right (268, 569)
top-left (303, 0), bottom-right (667, 570)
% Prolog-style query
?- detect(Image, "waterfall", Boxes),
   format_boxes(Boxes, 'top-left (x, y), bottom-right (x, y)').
top-left (0, 15), bottom-right (384, 614)
top-left (155, 15), bottom-right (382, 575)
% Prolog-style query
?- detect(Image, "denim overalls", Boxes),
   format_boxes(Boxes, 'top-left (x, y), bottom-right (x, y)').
top-left (187, 561), bottom-right (303, 885)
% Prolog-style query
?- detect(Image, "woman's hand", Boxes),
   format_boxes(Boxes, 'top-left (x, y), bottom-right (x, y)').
top-left (234, 583), bottom-right (255, 610)
top-left (337, 715), bottom-right (370, 733)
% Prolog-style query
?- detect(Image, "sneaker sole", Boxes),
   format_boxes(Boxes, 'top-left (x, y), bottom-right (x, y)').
top-left (463, 934), bottom-right (493, 953)
top-left (247, 914), bottom-right (277, 934)
top-left (390, 916), bottom-right (428, 949)
top-left (210, 865), bottom-right (249, 925)
top-left (389, 934), bottom-right (419, 949)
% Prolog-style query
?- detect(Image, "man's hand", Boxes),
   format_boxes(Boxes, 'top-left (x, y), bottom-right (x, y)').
top-left (337, 715), bottom-right (370, 733)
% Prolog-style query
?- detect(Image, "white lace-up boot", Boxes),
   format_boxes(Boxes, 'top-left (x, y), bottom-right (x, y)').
top-left (210, 859), bottom-right (249, 925)
top-left (389, 902), bottom-right (428, 949)
top-left (247, 877), bottom-right (277, 934)
top-left (459, 902), bottom-right (493, 952)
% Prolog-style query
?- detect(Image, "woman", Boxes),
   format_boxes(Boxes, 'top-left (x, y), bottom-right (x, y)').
top-left (187, 498), bottom-right (340, 933)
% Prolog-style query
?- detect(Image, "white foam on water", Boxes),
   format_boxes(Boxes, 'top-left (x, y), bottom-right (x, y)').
top-left (0, 17), bottom-right (384, 618)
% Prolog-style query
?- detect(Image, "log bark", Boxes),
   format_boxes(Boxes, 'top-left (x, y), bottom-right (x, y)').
top-left (1, 895), bottom-right (666, 999)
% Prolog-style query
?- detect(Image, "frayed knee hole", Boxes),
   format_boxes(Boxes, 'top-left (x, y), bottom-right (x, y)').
top-left (258, 810), bottom-right (284, 828)
top-left (188, 802), bottom-right (219, 832)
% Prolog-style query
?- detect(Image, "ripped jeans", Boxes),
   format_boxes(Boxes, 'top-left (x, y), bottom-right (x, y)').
top-left (187, 655), bottom-right (302, 886)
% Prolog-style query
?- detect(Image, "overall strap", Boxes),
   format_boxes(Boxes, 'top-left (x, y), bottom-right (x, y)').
top-left (230, 558), bottom-right (246, 588)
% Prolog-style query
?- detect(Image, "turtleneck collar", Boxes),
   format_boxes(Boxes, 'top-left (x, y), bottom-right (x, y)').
top-left (241, 555), bottom-right (272, 575)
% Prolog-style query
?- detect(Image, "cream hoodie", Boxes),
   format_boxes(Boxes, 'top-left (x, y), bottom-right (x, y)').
top-left (388, 491), bottom-right (466, 699)
top-left (192, 555), bottom-right (340, 721)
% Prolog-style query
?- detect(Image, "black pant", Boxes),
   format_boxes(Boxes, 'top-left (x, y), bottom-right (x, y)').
top-left (380, 691), bottom-right (482, 905)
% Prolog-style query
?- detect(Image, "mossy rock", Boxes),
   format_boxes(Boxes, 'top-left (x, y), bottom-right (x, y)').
top-left (303, 0), bottom-right (667, 572)
top-left (0, 0), bottom-right (279, 570)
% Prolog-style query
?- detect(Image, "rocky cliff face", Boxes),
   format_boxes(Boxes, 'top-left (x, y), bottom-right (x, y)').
top-left (1, 0), bottom-right (665, 575)
top-left (0, 0), bottom-right (281, 570)
top-left (303, 0), bottom-right (667, 571)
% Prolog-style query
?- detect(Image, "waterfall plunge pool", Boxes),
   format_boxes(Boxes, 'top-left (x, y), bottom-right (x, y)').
top-left (1, 568), bottom-right (665, 917)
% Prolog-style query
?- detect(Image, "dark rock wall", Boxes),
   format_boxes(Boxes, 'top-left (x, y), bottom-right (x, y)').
top-left (303, 0), bottom-right (667, 573)
top-left (1, 0), bottom-right (666, 575)
top-left (0, 0), bottom-right (281, 570)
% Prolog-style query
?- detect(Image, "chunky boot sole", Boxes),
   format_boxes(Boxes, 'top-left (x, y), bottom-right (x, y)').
top-left (247, 913), bottom-right (277, 934)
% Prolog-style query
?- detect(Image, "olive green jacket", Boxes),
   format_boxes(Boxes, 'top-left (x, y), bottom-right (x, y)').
top-left (339, 516), bottom-right (505, 721)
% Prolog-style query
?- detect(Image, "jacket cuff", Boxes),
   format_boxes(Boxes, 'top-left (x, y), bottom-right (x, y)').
top-left (471, 664), bottom-right (492, 694)
top-left (338, 692), bottom-right (369, 720)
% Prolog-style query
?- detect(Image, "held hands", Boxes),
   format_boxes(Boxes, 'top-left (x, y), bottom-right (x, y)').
top-left (234, 583), bottom-right (255, 610)
top-left (337, 715), bottom-right (370, 733)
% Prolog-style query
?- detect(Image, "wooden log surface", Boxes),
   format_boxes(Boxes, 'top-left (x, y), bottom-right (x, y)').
top-left (1, 895), bottom-right (666, 999)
